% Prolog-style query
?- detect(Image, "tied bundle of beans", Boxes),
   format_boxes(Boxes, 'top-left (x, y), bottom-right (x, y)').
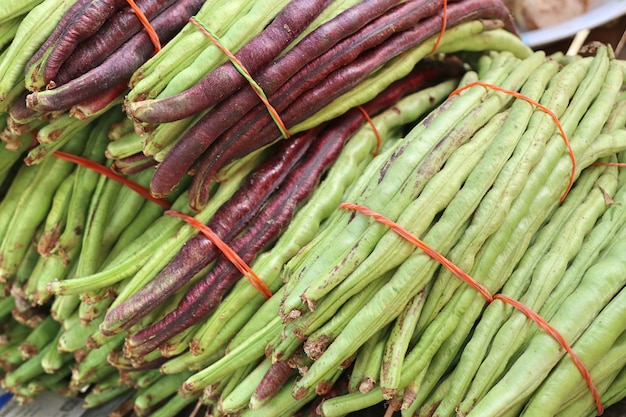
top-left (0, 0), bottom-right (76, 110)
top-left (122, 0), bottom-right (526, 210)
top-left (57, 64), bottom-right (457, 355)
top-left (155, 75), bottom-right (459, 372)
top-left (0, 0), bottom-right (209, 165)
top-left (176, 48), bottom-right (546, 408)
top-left (285, 48), bottom-right (626, 416)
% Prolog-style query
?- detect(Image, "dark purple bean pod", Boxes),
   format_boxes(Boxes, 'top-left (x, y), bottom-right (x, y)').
top-left (8, 92), bottom-right (40, 125)
top-left (147, 0), bottom-right (440, 199)
top-left (55, 0), bottom-right (178, 85)
top-left (106, 348), bottom-right (168, 371)
top-left (25, 0), bottom-right (93, 84)
top-left (39, 0), bottom-right (129, 87)
top-left (129, 0), bottom-right (407, 124)
top-left (25, 0), bottom-right (205, 113)
top-left (110, 152), bottom-right (157, 175)
top-left (251, 362), bottom-right (295, 407)
top-left (266, 0), bottom-right (446, 115)
top-left (69, 80), bottom-right (128, 120)
top-left (100, 128), bottom-right (321, 335)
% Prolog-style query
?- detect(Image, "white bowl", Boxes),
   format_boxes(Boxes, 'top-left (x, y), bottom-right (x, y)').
top-left (520, 0), bottom-right (626, 47)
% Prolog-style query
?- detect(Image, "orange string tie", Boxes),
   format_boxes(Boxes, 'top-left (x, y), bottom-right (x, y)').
top-left (165, 210), bottom-right (273, 300)
top-left (450, 81), bottom-right (577, 203)
top-left (52, 150), bottom-right (170, 209)
top-left (189, 16), bottom-right (290, 140)
top-left (126, 0), bottom-right (161, 53)
top-left (340, 202), bottom-right (603, 416)
top-left (357, 105), bottom-right (382, 157)
top-left (430, 0), bottom-right (447, 54)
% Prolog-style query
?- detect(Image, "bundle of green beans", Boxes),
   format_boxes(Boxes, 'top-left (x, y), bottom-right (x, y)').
top-left (302, 48), bottom-right (626, 416)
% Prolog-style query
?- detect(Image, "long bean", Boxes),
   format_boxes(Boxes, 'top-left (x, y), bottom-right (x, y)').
top-left (36, 173), bottom-right (73, 257)
top-left (434, 46), bottom-right (620, 416)
top-left (302, 276), bottom-right (389, 360)
top-left (0, 18), bottom-right (20, 52)
top-left (128, 0), bottom-right (287, 102)
top-left (552, 331), bottom-right (626, 417)
top-left (181, 316), bottom-right (282, 395)
top-left (25, 0), bottom-right (130, 90)
top-left (0, 164), bottom-right (39, 244)
top-left (46, 191), bottom-right (190, 296)
top-left (105, 129), bottom-right (319, 333)
top-left (346, 326), bottom-right (386, 393)
top-left (128, 0), bottom-right (335, 124)
top-left (130, 0), bottom-right (429, 124)
top-left (133, 371), bottom-right (193, 414)
top-left (54, 0), bottom-right (179, 86)
top-left (420, 60), bottom-right (610, 413)
top-left (57, 315), bottom-right (99, 352)
top-left (218, 357), bottom-right (273, 414)
top-left (127, 100), bottom-right (377, 355)
top-left (0, 0), bottom-right (44, 24)
top-left (538, 171), bottom-right (626, 325)
top-left (25, 0), bottom-right (205, 113)
top-left (185, 17), bottom-right (518, 205)
top-left (291, 23), bottom-right (529, 134)
top-left (16, 315), bottom-right (59, 360)
top-left (418, 48), bottom-right (609, 331)
top-left (0, 137), bottom-right (83, 283)
top-left (127, 0), bottom-right (231, 91)
top-left (25, 114), bottom-right (92, 165)
top-left (50, 109), bottom-right (116, 261)
top-left (418, 55), bottom-right (602, 327)
top-left (380, 288), bottom-right (427, 400)
top-left (96, 156), bottom-right (259, 336)
top-left (292, 96), bottom-right (523, 401)
top-left (408, 43), bottom-right (608, 400)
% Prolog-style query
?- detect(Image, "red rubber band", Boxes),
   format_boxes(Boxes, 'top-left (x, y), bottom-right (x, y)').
top-left (126, 0), bottom-right (161, 53)
top-left (430, 0), bottom-right (447, 54)
top-left (52, 150), bottom-right (170, 209)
